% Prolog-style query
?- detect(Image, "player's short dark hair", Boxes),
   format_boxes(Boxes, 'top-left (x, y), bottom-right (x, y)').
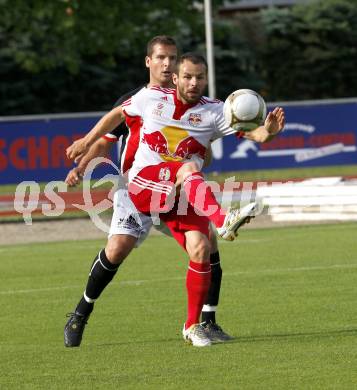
top-left (146, 35), bottom-right (177, 57)
top-left (176, 52), bottom-right (208, 73)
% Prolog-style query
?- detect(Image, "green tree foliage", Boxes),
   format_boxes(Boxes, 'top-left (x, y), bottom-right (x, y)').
top-left (1, 0), bottom-right (356, 114)
top-left (259, 0), bottom-right (357, 100)
top-left (211, 15), bottom-right (267, 101)
top-left (0, 0), bottom-right (209, 114)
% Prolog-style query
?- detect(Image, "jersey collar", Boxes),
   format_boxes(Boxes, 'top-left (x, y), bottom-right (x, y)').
top-left (173, 89), bottom-right (197, 120)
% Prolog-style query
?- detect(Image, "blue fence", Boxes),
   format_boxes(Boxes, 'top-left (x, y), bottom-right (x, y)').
top-left (0, 113), bottom-right (119, 184)
top-left (209, 98), bottom-right (357, 173)
top-left (1, 99), bottom-right (356, 184)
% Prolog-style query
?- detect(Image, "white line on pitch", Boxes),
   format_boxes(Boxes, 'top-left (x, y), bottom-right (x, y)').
top-left (218, 238), bottom-right (270, 244)
top-left (0, 285), bottom-right (84, 295)
top-left (1, 263), bottom-right (357, 296)
top-left (226, 263), bottom-right (357, 276)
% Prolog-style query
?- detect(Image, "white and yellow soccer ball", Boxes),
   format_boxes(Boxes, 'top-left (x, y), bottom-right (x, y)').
top-left (223, 89), bottom-right (267, 132)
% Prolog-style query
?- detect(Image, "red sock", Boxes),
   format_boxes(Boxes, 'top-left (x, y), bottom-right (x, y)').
top-left (183, 172), bottom-right (226, 227)
top-left (185, 260), bottom-right (211, 329)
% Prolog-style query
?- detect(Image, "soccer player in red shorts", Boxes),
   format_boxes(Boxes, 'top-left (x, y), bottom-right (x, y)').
top-left (64, 38), bottom-right (238, 347)
top-left (67, 53), bottom-right (285, 346)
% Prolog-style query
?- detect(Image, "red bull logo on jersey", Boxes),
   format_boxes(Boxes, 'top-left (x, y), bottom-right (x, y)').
top-left (142, 126), bottom-right (206, 162)
top-left (188, 113), bottom-right (202, 127)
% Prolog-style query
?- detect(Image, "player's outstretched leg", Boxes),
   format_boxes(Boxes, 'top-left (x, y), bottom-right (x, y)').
top-left (216, 203), bottom-right (257, 241)
top-left (180, 166), bottom-right (257, 240)
top-left (64, 249), bottom-right (121, 347)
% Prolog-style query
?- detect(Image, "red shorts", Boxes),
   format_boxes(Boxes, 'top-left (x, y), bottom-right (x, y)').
top-left (129, 162), bottom-right (182, 215)
top-left (128, 162), bottom-right (209, 250)
top-left (160, 206), bottom-right (209, 250)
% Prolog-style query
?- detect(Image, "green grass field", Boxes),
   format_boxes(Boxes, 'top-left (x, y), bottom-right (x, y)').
top-left (1, 223), bottom-right (357, 389)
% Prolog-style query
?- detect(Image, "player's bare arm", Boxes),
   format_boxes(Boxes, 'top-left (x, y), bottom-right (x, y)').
top-left (65, 138), bottom-right (113, 186)
top-left (66, 105), bottom-right (125, 163)
top-left (243, 107), bottom-right (285, 143)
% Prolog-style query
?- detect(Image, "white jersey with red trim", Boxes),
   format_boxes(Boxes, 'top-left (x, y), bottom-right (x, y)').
top-left (122, 86), bottom-right (236, 182)
top-left (102, 86), bottom-right (145, 175)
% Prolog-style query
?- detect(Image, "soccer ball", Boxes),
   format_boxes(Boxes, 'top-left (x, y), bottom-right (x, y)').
top-left (223, 89), bottom-right (267, 132)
